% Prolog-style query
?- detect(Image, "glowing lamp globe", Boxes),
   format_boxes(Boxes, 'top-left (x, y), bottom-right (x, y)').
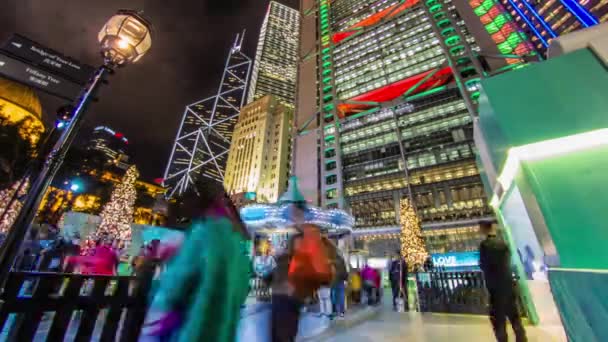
top-left (98, 10), bottom-right (152, 66)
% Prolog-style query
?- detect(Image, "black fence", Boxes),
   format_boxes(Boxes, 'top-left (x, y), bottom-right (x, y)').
top-left (416, 271), bottom-right (489, 315)
top-left (415, 271), bottom-right (528, 317)
top-left (249, 277), bottom-right (270, 302)
top-left (0, 271), bottom-right (153, 341)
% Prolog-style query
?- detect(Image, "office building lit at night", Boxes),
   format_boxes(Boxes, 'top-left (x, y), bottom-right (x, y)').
top-left (247, 1), bottom-right (300, 105)
top-left (87, 126), bottom-right (130, 169)
top-left (223, 2), bottom-right (299, 205)
top-left (163, 34), bottom-right (252, 197)
top-left (224, 95), bottom-right (293, 203)
top-left (293, 0), bottom-right (539, 255)
top-left (499, 0), bottom-right (607, 56)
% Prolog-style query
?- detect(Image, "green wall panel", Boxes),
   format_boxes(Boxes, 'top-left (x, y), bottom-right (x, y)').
top-left (521, 145), bottom-right (608, 270)
top-left (479, 49), bottom-right (608, 173)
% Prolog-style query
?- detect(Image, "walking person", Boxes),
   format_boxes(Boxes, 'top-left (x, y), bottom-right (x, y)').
top-left (361, 264), bottom-right (377, 305)
top-left (330, 247), bottom-right (348, 318)
top-left (348, 269), bottom-right (362, 304)
top-left (318, 285), bottom-right (333, 318)
top-left (143, 179), bottom-right (251, 342)
top-left (479, 222), bottom-right (528, 342)
top-left (389, 251), bottom-right (408, 311)
top-left (269, 176), bottom-right (334, 342)
top-left (266, 234), bottom-right (305, 342)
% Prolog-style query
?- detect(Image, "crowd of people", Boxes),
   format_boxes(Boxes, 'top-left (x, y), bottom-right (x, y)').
top-left (6, 174), bottom-right (528, 342)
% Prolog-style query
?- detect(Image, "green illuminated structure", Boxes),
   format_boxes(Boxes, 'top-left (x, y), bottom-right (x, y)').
top-left (477, 47), bottom-right (608, 340)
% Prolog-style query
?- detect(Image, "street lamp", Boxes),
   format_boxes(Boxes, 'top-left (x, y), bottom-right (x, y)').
top-left (0, 9), bottom-right (152, 289)
top-left (98, 10), bottom-right (152, 66)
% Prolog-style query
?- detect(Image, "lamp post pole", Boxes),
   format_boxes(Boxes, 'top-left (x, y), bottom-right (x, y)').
top-left (0, 65), bottom-right (111, 289)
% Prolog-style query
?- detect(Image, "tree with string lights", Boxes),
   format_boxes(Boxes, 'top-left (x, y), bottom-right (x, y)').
top-left (93, 165), bottom-right (139, 244)
top-left (399, 197), bottom-right (428, 271)
top-left (0, 179), bottom-right (29, 233)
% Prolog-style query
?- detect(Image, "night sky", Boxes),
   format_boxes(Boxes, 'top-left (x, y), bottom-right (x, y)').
top-left (0, 0), bottom-right (299, 181)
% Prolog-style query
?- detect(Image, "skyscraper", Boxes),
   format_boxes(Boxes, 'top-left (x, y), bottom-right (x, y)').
top-left (87, 126), bottom-right (130, 169)
top-left (164, 34), bottom-right (251, 198)
top-left (294, 0), bottom-right (535, 255)
top-left (498, 0), bottom-right (607, 56)
top-left (224, 95), bottom-right (293, 203)
top-left (247, 1), bottom-right (300, 105)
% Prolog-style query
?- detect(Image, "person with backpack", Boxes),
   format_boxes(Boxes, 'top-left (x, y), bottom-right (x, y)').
top-left (389, 251), bottom-right (408, 311)
top-left (268, 177), bottom-right (333, 341)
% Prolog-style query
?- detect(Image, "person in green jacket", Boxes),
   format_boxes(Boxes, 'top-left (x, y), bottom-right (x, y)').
top-left (144, 179), bottom-right (251, 342)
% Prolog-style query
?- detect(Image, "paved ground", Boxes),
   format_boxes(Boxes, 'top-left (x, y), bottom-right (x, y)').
top-left (322, 300), bottom-right (566, 342)
top-left (2, 296), bottom-right (565, 341)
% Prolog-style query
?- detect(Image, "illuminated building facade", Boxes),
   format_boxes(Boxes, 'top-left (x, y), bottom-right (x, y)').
top-left (87, 126), bottom-right (130, 169)
top-left (247, 1), bottom-right (300, 105)
top-left (499, 0), bottom-right (608, 55)
top-left (39, 171), bottom-right (167, 226)
top-left (164, 34), bottom-right (251, 197)
top-left (224, 95), bottom-right (293, 203)
top-left (294, 0), bottom-right (537, 255)
top-left (0, 77), bottom-right (45, 145)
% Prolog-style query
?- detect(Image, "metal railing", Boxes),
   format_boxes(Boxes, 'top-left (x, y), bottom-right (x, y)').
top-left (415, 271), bottom-right (527, 317)
top-left (0, 271), bottom-right (153, 341)
top-left (249, 277), bottom-right (270, 302)
top-left (416, 271), bottom-right (489, 314)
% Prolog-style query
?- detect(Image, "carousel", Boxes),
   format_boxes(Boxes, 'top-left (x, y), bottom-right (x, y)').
top-left (240, 177), bottom-right (354, 255)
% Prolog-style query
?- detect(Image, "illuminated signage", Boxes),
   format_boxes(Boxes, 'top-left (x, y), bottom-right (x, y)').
top-left (431, 252), bottom-right (479, 268)
top-left (1, 34), bottom-right (94, 84)
top-left (0, 52), bottom-right (81, 100)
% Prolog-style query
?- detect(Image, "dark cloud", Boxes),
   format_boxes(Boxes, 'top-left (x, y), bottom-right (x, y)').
top-left (0, 0), bottom-right (298, 181)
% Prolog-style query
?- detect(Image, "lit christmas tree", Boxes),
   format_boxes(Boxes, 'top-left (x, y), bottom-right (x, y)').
top-left (0, 179), bottom-right (29, 233)
top-left (399, 197), bottom-right (428, 271)
top-left (94, 166), bottom-right (139, 244)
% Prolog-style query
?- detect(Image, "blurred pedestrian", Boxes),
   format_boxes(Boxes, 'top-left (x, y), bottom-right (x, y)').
top-left (269, 177), bottom-right (333, 341)
top-left (143, 178), bottom-right (251, 342)
top-left (323, 237), bottom-right (348, 319)
top-left (266, 234), bottom-right (304, 341)
top-left (389, 251), bottom-right (408, 311)
top-left (65, 237), bottom-right (119, 276)
top-left (361, 264), bottom-right (377, 305)
top-left (38, 237), bottom-right (65, 272)
top-left (348, 269), bottom-right (362, 304)
top-left (479, 222), bottom-right (527, 342)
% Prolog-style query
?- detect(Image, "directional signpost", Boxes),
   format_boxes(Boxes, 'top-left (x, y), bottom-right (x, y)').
top-left (0, 34), bottom-right (94, 101)
top-left (0, 52), bottom-right (83, 101)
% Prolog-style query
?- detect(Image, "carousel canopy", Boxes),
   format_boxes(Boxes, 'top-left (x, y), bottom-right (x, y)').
top-left (240, 177), bottom-right (354, 236)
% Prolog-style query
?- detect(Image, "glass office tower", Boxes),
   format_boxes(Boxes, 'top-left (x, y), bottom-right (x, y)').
top-left (294, 0), bottom-right (535, 255)
top-left (247, 1), bottom-right (300, 106)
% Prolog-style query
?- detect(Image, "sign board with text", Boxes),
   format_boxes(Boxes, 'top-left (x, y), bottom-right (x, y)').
top-left (1, 34), bottom-right (94, 85)
top-left (0, 52), bottom-right (82, 100)
top-left (431, 251), bottom-right (480, 268)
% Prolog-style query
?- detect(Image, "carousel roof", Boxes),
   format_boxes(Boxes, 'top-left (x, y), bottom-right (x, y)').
top-left (240, 177), bottom-right (354, 236)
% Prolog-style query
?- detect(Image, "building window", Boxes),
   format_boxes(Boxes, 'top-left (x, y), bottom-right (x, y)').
top-left (326, 175), bottom-right (337, 185)
top-left (326, 189), bottom-right (337, 200)
top-left (326, 161), bottom-right (337, 171)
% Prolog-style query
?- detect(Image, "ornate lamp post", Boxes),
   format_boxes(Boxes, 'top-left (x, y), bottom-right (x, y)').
top-left (0, 10), bottom-right (152, 288)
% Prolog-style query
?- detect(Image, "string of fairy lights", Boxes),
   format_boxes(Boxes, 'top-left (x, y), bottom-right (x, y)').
top-left (399, 198), bottom-right (428, 270)
top-left (0, 179), bottom-right (29, 233)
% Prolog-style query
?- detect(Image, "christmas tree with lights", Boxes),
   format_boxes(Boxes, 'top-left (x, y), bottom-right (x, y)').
top-left (95, 165), bottom-right (139, 243)
top-left (0, 179), bottom-right (29, 233)
top-left (399, 197), bottom-right (428, 271)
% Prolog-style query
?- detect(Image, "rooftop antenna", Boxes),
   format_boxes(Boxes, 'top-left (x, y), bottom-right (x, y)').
top-left (239, 29), bottom-right (246, 48)
top-left (231, 30), bottom-right (245, 53)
